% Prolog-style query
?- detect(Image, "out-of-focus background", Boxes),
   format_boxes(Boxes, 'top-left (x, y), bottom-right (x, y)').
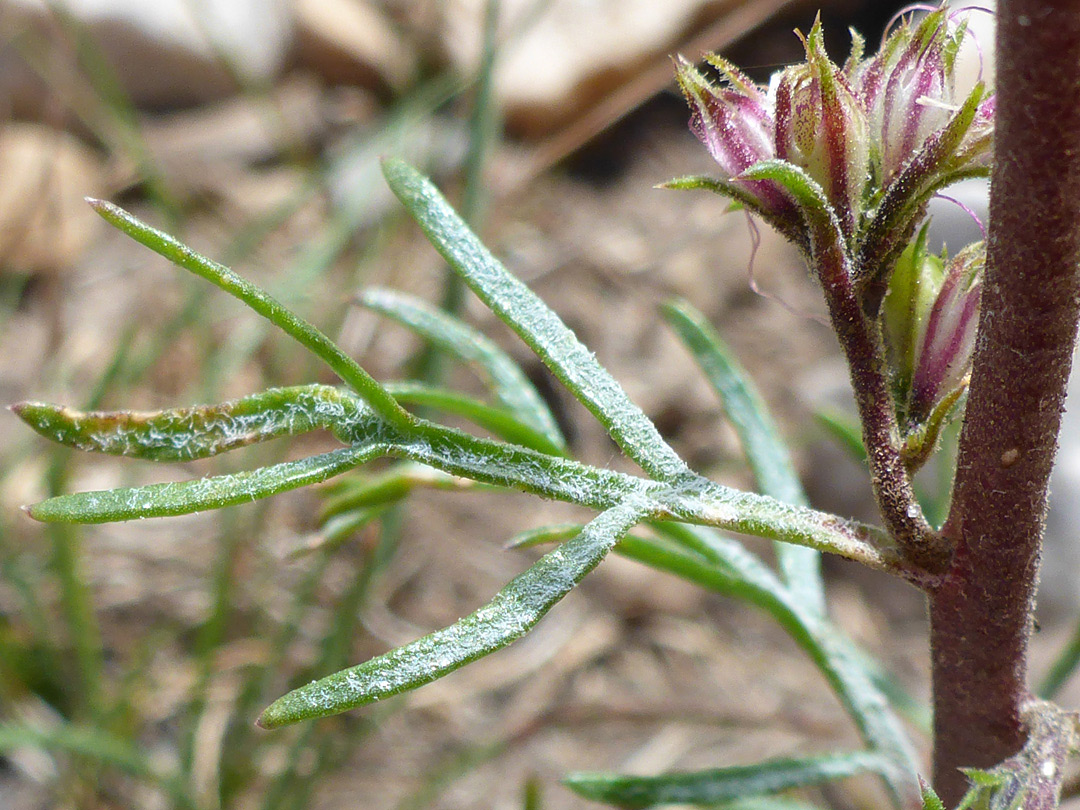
top-left (0, 2), bottom-right (1076, 808)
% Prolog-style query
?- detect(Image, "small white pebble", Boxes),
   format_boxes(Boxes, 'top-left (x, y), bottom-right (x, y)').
top-left (1041, 760), bottom-right (1057, 779)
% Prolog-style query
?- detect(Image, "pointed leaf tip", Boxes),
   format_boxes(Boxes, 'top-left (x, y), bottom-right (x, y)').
top-left (259, 502), bottom-right (647, 727)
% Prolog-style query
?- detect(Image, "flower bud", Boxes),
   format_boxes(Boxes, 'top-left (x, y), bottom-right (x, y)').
top-left (909, 241), bottom-right (983, 424)
top-left (774, 19), bottom-right (870, 234)
top-left (675, 56), bottom-right (793, 218)
top-left (882, 224), bottom-right (944, 407)
top-left (855, 8), bottom-right (991, 184)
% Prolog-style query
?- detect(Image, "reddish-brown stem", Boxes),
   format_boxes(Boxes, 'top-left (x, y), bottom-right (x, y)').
top-left (816, 235), bottom-right (946, 572)
top-left (929, 2), bottom-right (1080, 804)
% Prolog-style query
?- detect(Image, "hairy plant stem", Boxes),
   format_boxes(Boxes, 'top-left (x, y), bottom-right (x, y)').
top-left (929, 2), bottom-right (1080, 804)
top-left (817, 234), bottom-right (945, 572)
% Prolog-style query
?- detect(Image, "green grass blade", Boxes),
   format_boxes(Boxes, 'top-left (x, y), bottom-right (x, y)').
top-left (296, 505), bottom-right (391, 558)
top-left (320, 464), bottom-right (479, 521)
top-left (564, 751), bottom-right (889, 808)
top-left (12, 385), bottom-right (362, 462)
top-left (661, 298), bottom-right (824, 615)
top-left (715, 800), bottom-right (825, 810)
top-left (385, 380), bottom-right (565, 455)
top-left (1038, 618), bottom-right (1080, 699)
top-left (362, 288), bottom-right (565, 450)
top-left (26, 445), bottom-right (381, 523)
top-left (0, 722), bottom-right (196, 809)
top-left (814, 408), bottom-right (869, 465)
top-left (257, 500), bottom-right (648, 727)
top-left (86, 199), bottom-right (413, 431)
top-left (381, 158), bottom-right (693, 484)
top-left (505, 523), bottom-right (584, 549)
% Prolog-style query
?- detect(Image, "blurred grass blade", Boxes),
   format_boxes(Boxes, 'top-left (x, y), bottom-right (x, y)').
top-left (853, 649), bottom-right (932, 734)
top-left (294, 504), bottom-right (391, 558)
top-left (381, 158), bottom-right (693, 484)
top-left (564, 751), bottom-right (889, 808)
top-left (1038, 618), bottom-right (1080, 699)
top-left (814, 408), bottom-right (869, 465)
top-left (320, 464), bottom-right (480, 522)
top-left (715, 800), bottom-right (825, 810)
top-left (385, 381), bottom-right (564, 455)
top-left (258, 500), bottom-right (648, 727)
top-left (26, 445), bottom-right (382, 523)
top-left (87, 199), bottom-right (413, 431)
top-left (0, 722), bottom-right (196, 809)
top-left (362, 288), bottom-right (565, 450)
top-left (661, 298), bottom-right (823, 614)
top-left (506, 523), bottom-right (584, 549)
top-left (13, 385), bottom-right (362, 462)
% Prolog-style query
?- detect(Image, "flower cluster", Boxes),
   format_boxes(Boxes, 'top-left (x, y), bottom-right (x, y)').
top-left (674, 5), bottom-right (993, 458)
top-left (675, 7), bottom-right (992, 261)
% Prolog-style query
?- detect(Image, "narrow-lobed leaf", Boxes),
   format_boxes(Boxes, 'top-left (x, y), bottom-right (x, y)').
top-left (627, 523), bottom-right (919, 805)
top-left (361, 288), bottom-right (565, 451)
top-left (22, 386), bottom-right (899, 574)
top-left (258, 500), bottom-right (648, 727)
top-left (661, 298), bottom-right (823, 615)
top-left (386, 421), bottom-right (902, 574)
top-left (26, 445), bottom-right (382, 523)
top-left (564, 751), bottom-right (889, 808)
top-left (381, 158), bottom-right (694, 484)
top-left (87, 199), bottom-right (413, 431)
top-left (12, 385), bottom-right (362, 462)
top-left (385, 381), bottom-right (565, 456)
